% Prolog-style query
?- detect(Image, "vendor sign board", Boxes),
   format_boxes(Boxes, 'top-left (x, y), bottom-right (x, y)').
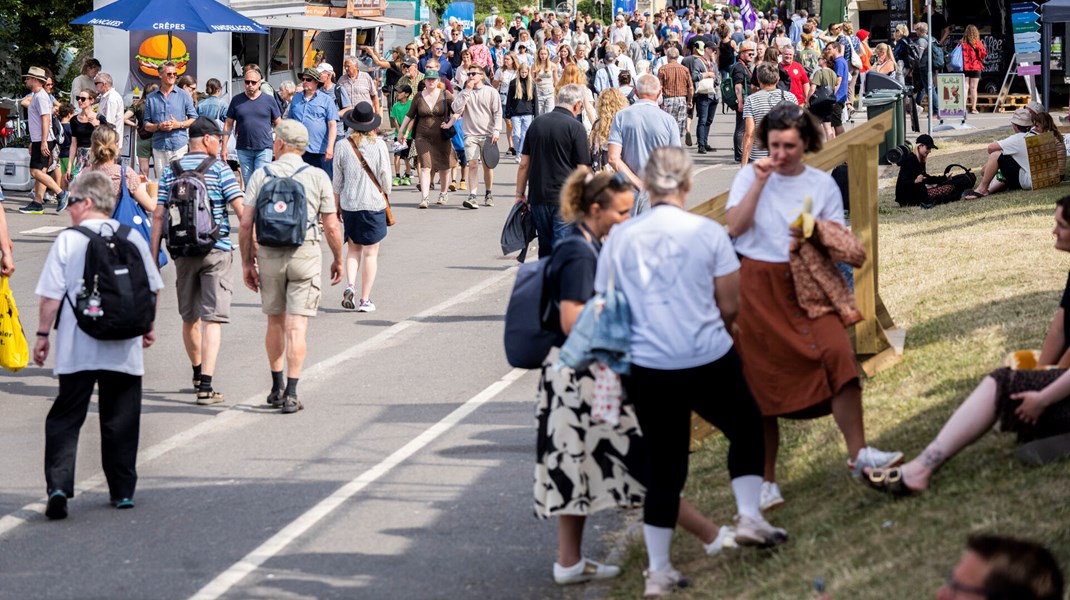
top-left (936, 73), bottom-right (966, 121)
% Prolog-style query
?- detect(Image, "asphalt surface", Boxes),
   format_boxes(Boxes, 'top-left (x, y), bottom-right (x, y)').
top-left (0, 114), bottom-right (744, 600)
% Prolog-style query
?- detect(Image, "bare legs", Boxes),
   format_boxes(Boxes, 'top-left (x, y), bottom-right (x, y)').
top-left (968, 77), bottom-right (980, 112)
top-left (972, 152), bottom-right (1006, 196)
top-left (418, 167), bottom-right (432, 199)
top-left (345, 242), bottom-right (380, 302)
top-left (893, 377), bottom-right (999, 491)
top-left (181, 320), bottom-right (222, 380)
top-left (265, 314), bottom-right (309, 377)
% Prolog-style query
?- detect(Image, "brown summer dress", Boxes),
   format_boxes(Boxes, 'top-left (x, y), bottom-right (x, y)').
top-left (406, 89), bottom-right (455, 172)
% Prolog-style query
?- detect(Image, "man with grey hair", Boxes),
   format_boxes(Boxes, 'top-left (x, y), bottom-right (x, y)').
top-left (608, 74), bottom-right (680, 215)
top-left (515, 83), bottom-right (591, 257)
top-left (94, 73), bottom-right (125, 129)
top-left (33, 171), bottom-right (164, 519)
top-left (658, 46), bottom-right (693, 142)
top-left (239, 119), bottom-right (344, 414)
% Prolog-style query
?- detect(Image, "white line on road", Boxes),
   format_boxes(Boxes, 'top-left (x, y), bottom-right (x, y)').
top-left (0, 267), bottom-right (518, 539)
top-left (188, 367), bottom-right (528, 600)
top-left (19, 226), bottom-right (66, 235)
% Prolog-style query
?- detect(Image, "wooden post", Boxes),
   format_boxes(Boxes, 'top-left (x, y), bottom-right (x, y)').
top-left (848, 142), bottom-right (881, 355)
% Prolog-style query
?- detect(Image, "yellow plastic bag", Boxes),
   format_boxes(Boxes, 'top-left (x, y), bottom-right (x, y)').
top-left (0, 276), bottom-right (30, 372)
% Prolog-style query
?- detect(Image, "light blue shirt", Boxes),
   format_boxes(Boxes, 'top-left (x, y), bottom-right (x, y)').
top-left (145, 88), bottom-right (199, 151)
top-left (595, 204), bottom-right (740, 370)
top-left (607, 99), bottom-right (681, 182)
top-left (287, 90), bottom-right (339, 154)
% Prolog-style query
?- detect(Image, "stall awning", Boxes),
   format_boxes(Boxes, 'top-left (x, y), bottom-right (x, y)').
top-left (255, 14), bottom-right (382, 31)
top-left (362, 15), bottom-right (421, 27)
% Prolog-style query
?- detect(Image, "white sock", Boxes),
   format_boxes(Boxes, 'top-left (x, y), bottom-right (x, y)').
top-left (643, 524), bottom-right (674, 572)
top-left (732, 475), bottom-right (763, 519)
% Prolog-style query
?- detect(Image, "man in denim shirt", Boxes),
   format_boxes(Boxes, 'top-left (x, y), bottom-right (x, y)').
top-left (287, 67), bottom-right (338, 175)
top-left (144, 61), bottom-right (199, 178)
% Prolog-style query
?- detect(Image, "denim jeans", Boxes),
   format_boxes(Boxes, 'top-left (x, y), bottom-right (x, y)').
top-left (694, 94), bottom-right (715, 148)
top-left (733, 109), bottom-right (745, 162)
top-left (529, 202), bottom-right (570, 259)
top-left (237, 148), bottom-right (273, 184)
top-left (511, 115), bottom-right (533, 154)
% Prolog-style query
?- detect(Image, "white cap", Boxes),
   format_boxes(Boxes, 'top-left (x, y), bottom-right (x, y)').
top-left (318, 62), bottom-right (334, 74)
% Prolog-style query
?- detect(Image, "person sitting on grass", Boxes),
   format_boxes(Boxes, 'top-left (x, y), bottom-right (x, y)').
top-left (863, 196), bottom-right (1070, 497)
top-left (962, 109), bottom-right (1035, 200)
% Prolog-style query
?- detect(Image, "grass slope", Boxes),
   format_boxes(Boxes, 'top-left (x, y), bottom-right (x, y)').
top-left (609, 135), bottom-right (1070, 599)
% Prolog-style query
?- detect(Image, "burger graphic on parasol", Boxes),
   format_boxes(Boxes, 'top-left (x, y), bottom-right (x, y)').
top-left (136, 34), bottom-right (190, 77)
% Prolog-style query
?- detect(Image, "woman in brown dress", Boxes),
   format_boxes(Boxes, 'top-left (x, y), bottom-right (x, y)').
top-left (725, 106), bottom-right (902, 511)
top-left (865, 197), bottom-right (1070, 496)
top-left (399, 61), bottom-right (458, 209)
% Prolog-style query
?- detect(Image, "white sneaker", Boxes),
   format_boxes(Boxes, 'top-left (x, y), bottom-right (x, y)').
top-left (849, 446), bottom-right (904, 479)
top-left (357, 299), bottom-right (376, 313)
top-left (734, 514), bottom-right (789, 548)
top-left (760, 481), bottom-right (784, 511)
top-left (704, 525), bottom-right (737, 555)
top-left (643, 567), bottom-right (689, 597)
top-left (553, 558), bottom-right (621, 585)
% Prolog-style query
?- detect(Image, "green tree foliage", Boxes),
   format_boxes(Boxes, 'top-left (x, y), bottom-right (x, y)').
top-left (0, 0), bottom-right (93, 95)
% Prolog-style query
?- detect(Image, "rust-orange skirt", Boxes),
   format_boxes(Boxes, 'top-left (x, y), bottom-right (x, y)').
top-left (734, 258), bottom-right (860, 418)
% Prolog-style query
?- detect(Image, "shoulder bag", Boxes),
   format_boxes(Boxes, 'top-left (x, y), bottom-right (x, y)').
top-left (440, 94), bottom-right (457, 141)
top-left (348, 136), bottom-right (395, 226)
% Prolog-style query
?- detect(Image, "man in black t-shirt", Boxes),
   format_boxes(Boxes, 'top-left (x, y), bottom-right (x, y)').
top-left (731, 41), bottom-right (756, 162)
top-left (446, 29), bottom-right (467, 69)
top-left (514, 84), bottom-right (591, 258)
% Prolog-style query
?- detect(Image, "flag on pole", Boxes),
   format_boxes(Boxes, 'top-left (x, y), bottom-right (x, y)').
top-left (727, 0), bottom-right (758, 31)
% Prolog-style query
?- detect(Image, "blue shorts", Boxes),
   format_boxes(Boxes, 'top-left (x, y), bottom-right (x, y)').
top-left (455, 149), bottom-right (467, 167)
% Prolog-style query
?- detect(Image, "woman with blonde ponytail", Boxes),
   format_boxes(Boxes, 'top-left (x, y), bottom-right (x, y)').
top-left (83, 125), bottom-right (156, 213)
top-left (536, 167), bottom-right (736, 589)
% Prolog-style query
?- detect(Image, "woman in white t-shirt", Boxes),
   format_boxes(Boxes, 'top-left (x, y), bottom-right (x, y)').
top-left (725, 105), bottom-right (903, 512)
top-left (597, 147), bottom-right (788, 596)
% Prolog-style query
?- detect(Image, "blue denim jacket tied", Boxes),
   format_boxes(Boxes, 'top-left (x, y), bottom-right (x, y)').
top-left (556, 271), bottom-right (632, 375)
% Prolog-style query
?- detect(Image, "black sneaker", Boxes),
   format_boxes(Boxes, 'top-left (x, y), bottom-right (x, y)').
top-left (281, 396), bottom-right (303, 414)
top-left (19, 201), bottom-right (45, 214)
top-left (113, 498), bottom-right (135, 510)
top-left (45, 491), bottom-right (68, 520)
top-left (266, 389), bottom-right (285, 408)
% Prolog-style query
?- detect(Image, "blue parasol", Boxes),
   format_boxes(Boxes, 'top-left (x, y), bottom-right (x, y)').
top-left (72, 0), bottom-right (267, 60)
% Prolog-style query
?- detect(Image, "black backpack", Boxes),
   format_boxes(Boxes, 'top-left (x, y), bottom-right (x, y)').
top-left (905, 38), bottom-right (925, 74)
top-left (165, 157), bottom-right (222, 257)
top-left (62, 224), bottom-right (156, 340)
top-left (254, 164), bottom-right (312, 247)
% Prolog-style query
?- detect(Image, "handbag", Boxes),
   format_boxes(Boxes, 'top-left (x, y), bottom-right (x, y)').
top-left (348, 136), bottom-right (396, 227)
top-left (0, 276), bottom-right (29, 372)
top-left (112, 167), bottom-right (167, 267)
top-left (439, 95), bottom-right (457, 141)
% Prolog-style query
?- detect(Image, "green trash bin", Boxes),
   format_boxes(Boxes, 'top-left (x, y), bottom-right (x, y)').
top-left (866, 91), bottom-right (905, 164)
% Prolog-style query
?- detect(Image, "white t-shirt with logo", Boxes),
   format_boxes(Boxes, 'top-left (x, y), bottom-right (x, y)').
top-left (726, 164), bottom-right (845, 263)
top-left (35, 219), bottom-right (165, 376)
top-left (595, 204), bottom-right (740, 370)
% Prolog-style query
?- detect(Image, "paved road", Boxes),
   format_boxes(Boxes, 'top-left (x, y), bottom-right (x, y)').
top-left (0, 114), bottom-right (742, 600)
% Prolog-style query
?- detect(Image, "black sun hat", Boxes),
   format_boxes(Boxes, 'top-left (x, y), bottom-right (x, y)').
top-left (342, 101), bottom-right (382, 132)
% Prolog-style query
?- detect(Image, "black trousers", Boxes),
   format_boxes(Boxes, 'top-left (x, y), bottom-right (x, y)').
top-left (45, 370), bottom-right (142, 501)
top-left (733, 109), bottom-right (745, 162)
top-left (623, 348), bottom-right (764, 529)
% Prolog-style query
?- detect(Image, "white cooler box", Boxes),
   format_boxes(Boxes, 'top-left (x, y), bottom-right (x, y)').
top-left (0, 147), bottom-right (33, 192)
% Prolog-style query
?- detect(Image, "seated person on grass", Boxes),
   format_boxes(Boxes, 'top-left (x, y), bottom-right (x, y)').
top-left (894, 134), bottom-right (964, 207)
top-left (1033, 111), bottom-right (1068, 176)
top-left (963, 109), bottom-right (1035, 199)
top-left (863, 196), bottom-right (1070, 497)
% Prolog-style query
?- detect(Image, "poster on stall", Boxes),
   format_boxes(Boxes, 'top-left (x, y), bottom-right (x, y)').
top-left (613, 0), bottom-right (637, 17)
top-left (443, 2), bottom-right (475, 36)
top-left (128, 30), bottom-right (198, 93)
top-left (936, 73), bottom-right (966, 121)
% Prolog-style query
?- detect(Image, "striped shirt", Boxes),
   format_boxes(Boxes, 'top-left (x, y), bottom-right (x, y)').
top-left (157, 152), bottom-right (244, 251)
top-left (332, 135), bottom-right (391, 213)
top-left (742, 89), bottom-right (799, 160)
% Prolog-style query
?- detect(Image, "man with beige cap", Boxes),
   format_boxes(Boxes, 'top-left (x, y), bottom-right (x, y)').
top-left (963, 108), bottom-right (1037, 199)
top-left (238, 119), bottom-right (344, 414)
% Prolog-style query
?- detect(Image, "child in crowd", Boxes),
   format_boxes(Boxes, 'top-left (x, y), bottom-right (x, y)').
top-left (449, 116), bottom-right (467, 192)
top-left (390, 84), bottom-right (414, 186)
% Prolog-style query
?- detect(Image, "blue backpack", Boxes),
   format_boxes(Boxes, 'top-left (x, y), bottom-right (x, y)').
top-left (253, 164), bottom-right (312, 247)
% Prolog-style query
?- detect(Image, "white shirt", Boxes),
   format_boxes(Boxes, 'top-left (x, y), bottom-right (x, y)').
top-left (595, 204), bottom-right (740, 370)
top-left (99, 88), bottom-right (126, 131)
top-left (610, 24), bottom-right (634, 45)
top-left (35, 219), bottom-right (165, 376)
top-left (997, 131), bottom-right (1035, 190)
top-left (726, 164), bottom-right (845, 263)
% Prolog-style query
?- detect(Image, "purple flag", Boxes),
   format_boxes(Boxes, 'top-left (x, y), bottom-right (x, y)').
top-left (728, 0), bottom-right (758, 31)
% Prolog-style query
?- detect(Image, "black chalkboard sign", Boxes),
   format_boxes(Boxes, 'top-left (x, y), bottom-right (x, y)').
top-left (889, 0), bottom-right (910, 39)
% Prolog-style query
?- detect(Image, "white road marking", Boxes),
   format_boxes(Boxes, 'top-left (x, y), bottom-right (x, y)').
top-left (0, 267), bottom-right (518, 539)
top-left (19, 226), bottom-right (66, 235)
top-left (188, 367), bottom-right (528, 600)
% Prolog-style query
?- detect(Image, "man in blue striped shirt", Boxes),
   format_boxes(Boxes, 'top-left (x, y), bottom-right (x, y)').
top-left (151, 117), bottom-right (244, 406)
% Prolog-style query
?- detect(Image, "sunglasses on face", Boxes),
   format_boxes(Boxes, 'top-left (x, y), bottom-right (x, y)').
top-left (162, 72), bottom-right (177, 77)
top-left (244, 79), bottom-right (260, 85)
top-left (77, 96), bottom-right (91, 102)
top-left (468, 71), bottom-right (482, 76)
top-left (301, 77), bottom-right (316, 82)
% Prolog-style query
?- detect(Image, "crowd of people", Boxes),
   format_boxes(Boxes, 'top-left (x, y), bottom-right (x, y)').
top-left (1, 3), bottom-right (1067, 597)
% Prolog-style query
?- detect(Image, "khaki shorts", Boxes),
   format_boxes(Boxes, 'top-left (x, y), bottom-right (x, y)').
top-left (257, 243), bottom-right (322, 317)
top-left (463, 135), bottom-right (488, 164)
top-left (175, 249), bottom-right (234, 323)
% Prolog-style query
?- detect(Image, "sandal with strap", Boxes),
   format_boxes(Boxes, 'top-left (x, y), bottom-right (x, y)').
top-left (862, 467), bottom-right (918, 497)
top-left (961, 190), bottom-right (987, 200)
